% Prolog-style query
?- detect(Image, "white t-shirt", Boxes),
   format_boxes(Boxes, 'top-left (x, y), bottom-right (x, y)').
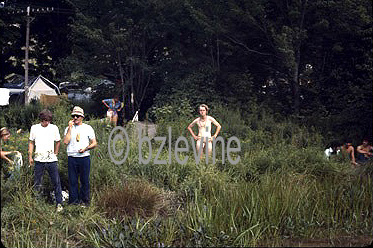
top-left (64, 123), bottom-right (95, 157)
top-left (29, 123), bottom-right (61, 162)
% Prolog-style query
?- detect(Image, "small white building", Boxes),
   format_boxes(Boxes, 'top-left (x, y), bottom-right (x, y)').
top-left (27, 75), bottom-right (60, 103)
top-left (0, 88), bottom-right (10, 106)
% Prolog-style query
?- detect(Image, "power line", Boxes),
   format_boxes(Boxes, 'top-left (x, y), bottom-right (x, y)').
top-left (1, 1), bottom-right (75, 15)
top-left (2, 3), bottom-right (74, 104)
top-left (6, 7), bottom-right (75, 15)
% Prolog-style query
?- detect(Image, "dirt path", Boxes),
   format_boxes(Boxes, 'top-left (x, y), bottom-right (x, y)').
top-left (134, 121), bottom-right (157, 138)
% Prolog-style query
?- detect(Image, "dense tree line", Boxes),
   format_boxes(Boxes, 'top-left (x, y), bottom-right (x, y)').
top-left (0, 0), bottom-right (372, 143)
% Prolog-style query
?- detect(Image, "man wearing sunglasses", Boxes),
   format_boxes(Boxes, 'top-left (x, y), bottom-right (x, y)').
top-left (63, 106), bottom-right (97, 207)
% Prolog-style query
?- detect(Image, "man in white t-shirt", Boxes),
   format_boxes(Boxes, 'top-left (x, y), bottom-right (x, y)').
top-left (64, 106), bottom-right (97, 206)
top-left (28, 109), bottom-right (63, 212)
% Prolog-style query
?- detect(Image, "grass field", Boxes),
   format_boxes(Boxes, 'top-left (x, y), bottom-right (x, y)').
top-left (1, 102), bottom-right (372, 247)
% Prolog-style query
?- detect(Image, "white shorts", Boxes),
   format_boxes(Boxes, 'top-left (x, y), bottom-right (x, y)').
top-left (107, 110), bottom-right (118, 118)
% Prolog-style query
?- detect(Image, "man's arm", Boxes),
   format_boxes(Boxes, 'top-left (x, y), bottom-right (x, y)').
top-left (357, 145), bottom-right (365, 154)
top-left (350, 147), bottom-right (357, 166)
top-left (1, 150), bottom-right (14, 164)
top-left (357, 145), bottom-right (373, 156)
top-left (55, 140), bottom-right (60, 155)
top-left (79, 138), bottom-right (98, 153)
top-left (117, 102), bottom-right (124, 112)
top-left (28, 140), bottom-right (34, 166)
top-left (63, 120), bottom-right (74, 145)
top-left (210, 117), bottom-right (222, 139)
top-left (188, 119), bottom-right (198, 140)
top-left (88, 138), bottom-right (98, 150)
top-left (102, 99), bottom-right (110, 109)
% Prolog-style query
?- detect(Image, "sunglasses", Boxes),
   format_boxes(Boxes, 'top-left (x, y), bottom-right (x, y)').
top-left (72, 115), bottom-right (82, 118)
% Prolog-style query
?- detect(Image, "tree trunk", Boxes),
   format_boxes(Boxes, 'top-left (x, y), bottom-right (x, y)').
top-left (292, 0), bottom-right (308, 115)
top-left (129, 28), bottom-right (135, 117)
top-left (117, 50), bottom-right (125, 123)
top-left (292, 57), bottom-right (300, 115)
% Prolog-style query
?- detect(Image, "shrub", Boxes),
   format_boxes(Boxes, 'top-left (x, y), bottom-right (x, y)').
top-left (2, 102), bottom-right (43, 130)
top-left (98, 178), bottom-right (170, 219)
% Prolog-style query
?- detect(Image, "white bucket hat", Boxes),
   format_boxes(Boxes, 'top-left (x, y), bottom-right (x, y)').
top-left (71, 106), bottom-right (84, 118)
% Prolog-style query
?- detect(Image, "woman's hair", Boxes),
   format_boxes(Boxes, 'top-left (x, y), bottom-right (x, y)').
top-left (199, 104), bottom-right (209, 112)
top-left (0, 127), bottom-right (10, 138)
top-left (39, 109), bottom-right (53, 122)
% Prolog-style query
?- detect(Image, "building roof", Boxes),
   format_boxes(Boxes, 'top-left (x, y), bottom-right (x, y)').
top-left (29, 75), bottom-right (60, 94)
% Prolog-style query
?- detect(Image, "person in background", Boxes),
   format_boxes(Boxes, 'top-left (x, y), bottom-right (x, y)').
top-left (356, 138), bottom-right (373, 163)
top-left (64, 106), bottom-right (97, 207)
top-left (28, 110), bottom-right (63, 212)
top-left (341, 140), bottom-right (357, 168)
top-left (188, 104), bottom-right (221, 159)
top-left (324, 141), bottom-right (341, 160)
top-left (1, 127), bottom-right (22, 179)
top-left (102, 96), bottom-right (123, 126)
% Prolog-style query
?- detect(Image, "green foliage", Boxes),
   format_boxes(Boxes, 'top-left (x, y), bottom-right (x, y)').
top-left (1, 0), bottom-right (372, 143)
top-left (1, 98), bottom-right (73, 131)
top-left (1, 0), bottom-right (373, 244)
top-left (2, 102), bottom-right (372, 247)
top-left (2, 102), bottom-right (44, 130)
top-left (150, 98), bottom-right (194, 123)
top-left (149, 98), bottom-right (194, 140)
top-left (151, 66), bottom-right (222, 113)
top-left (212, 103), bottom-right (250, 139)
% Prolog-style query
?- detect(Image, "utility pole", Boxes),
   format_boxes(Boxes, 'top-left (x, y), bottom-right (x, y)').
top-left (4, 5), bottom-right (54, 104)
top-left (24, 6), bottom-right (30, 104)
top-left (3, 2), bottom-right (73, 103)
top-left (23, 6), bottom-right (54, 104)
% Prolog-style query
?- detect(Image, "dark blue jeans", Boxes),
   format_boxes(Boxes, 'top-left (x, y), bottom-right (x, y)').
top-left (357, 153), bottom-right (372, 163)
top-left (68, 156), bottom-right (91, 205)
top-left (34, 161), bottom-right (63, 205)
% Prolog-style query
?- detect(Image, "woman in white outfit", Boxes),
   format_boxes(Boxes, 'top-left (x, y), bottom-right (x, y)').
top-left (188, 104), bottom-right (221, 157)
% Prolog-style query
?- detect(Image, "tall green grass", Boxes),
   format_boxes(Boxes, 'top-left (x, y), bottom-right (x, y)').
top-left (1, 101), bottom-right (372, 247)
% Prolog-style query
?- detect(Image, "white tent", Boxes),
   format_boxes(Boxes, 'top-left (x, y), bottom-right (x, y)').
top-left (27, 75), bottom-right (60, 103)
top-left (0, 88), bottom-right (10, 106)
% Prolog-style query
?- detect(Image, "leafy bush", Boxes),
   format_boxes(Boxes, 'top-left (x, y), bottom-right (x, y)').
top-left (2, 102), bottom-right (43, 130)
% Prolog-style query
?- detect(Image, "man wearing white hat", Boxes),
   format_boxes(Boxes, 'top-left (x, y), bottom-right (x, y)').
top-left (63, 106), bottom-right (97, 206)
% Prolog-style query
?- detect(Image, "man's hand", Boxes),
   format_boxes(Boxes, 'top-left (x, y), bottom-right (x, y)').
top-left (6, 159), bottom-right (14, 165)
top-left (68, 119), bottom-right (74, 128)
top-left (78, 147), bottom-right (88, 153)
top-left (29, 156), bottom-right (34, 167)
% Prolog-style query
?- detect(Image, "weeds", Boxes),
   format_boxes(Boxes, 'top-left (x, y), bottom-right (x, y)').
top-left (1, 102), bottom-right (372, 247)
top-left (98, 178), bottom-right (170, 219)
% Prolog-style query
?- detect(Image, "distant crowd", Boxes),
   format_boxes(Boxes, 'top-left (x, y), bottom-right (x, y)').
top-left (324, 139), bottom-right (373, 167)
